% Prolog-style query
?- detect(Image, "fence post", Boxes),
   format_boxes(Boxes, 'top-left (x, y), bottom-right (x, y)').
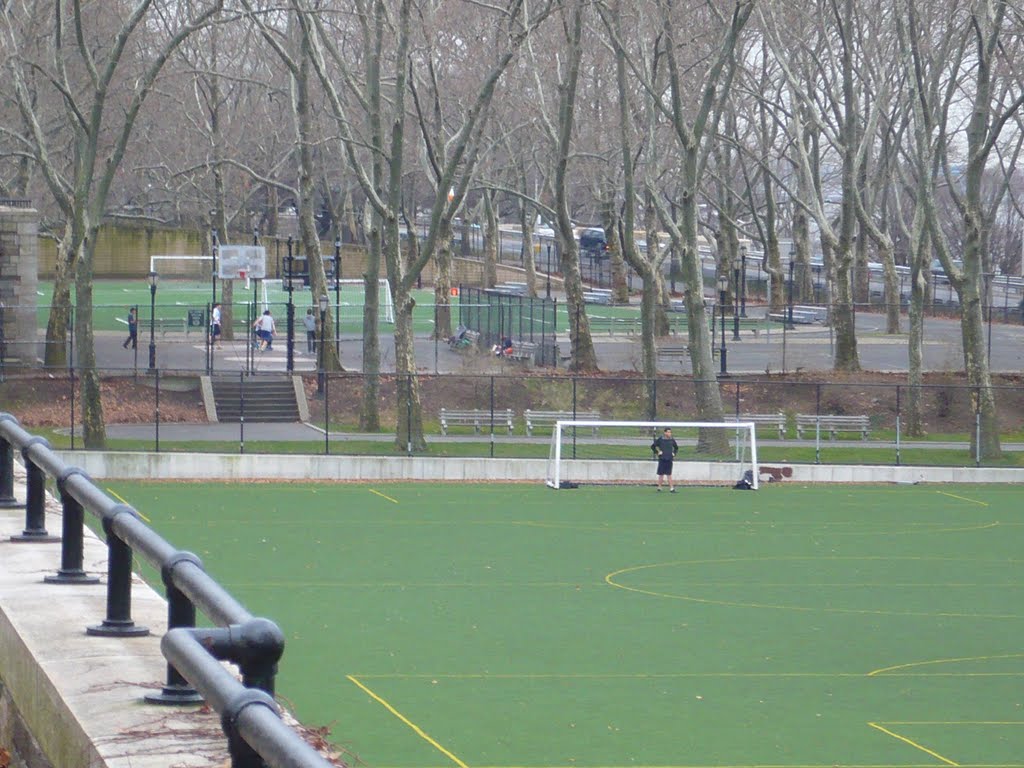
top-left (87, 504), bottom-right (150, 637)
top-left (10, 438), bottom-right (60, 543)
top-left (44, 466), bottom-right (100, 585)
top-left (895, 385), bottom-right (901, 467)
top-left (0, 415), bottom-right (21, 508)
top-left (146, 551), bottom-right (205, 705)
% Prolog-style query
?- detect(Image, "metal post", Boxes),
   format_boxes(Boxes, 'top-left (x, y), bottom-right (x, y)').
top-left (787, 256), bottom-right (795, 328)
top-left (317, 294), bottom-right (328, 397)
top-left (147, 271), bottom-right (158, 370)
top-left (334, 237), bottom-right (342, 357)
top-left (87, 506), bottom-right (150, 637)
top-left (732, 264), bottom-right (741, 340)
top-left (0, 427), bottom-right (21, 508)
top-left (45, 468), bottom-right (100, 584)
top-left (286, 237), bottom-right (295, 373)
top-left (10, 441), bottom-right (59, 542)
top-left (740, 245), bottom-right (748, 317)
top-left (546, 244), bottom-right (552, 299)
top-left (718, 275), bottom-right (729, 377)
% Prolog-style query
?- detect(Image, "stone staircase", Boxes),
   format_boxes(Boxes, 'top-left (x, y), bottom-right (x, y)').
top-left (207, 375), bottom-right (304, 423)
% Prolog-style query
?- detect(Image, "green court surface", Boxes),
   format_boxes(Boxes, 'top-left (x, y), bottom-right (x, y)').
top-left (35, 279), bottom-right (670, 336)
top-left (103, 481), bottom-right (1024, 768)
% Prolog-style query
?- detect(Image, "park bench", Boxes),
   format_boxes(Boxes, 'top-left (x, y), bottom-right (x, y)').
top-left (504, 340), bottom-right (538, 364)
top-left (583, 289), bottom-right (613, 305)
top-left (724, 413), bottom-right (787, 439)
top-left (439, 408), bottom-right (514, 435)
top-left (732, 317), bottom-right (762, 338)
top-left (656, 344), bottom-right (690, 366)
top-left (796, 414), bottom-right (870, 440)
top-left (450, 329), bottom-right (481, 352)
top-left (524, 409), bottom-right (601, 436)
top-left (153, 317), bottom-right (187, 336)
top-left (588, 316), bottom-right (641, 335)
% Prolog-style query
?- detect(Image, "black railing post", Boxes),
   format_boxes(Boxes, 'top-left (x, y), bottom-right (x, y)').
top-left (10, 438), bottom-right (59, 543)
top-left (88, 505), bottom-right (150, 637)
top-left (146, 552), bottom-right (205, 705)
top-left (45, 467), bottom-right (100, 584)
top-left (0, 416), bottom-right (21, 508)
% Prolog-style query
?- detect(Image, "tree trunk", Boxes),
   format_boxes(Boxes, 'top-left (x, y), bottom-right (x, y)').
top-left (77, 235), bottom-right (105, 448)
top-left (433, 219), bottom-right (454, 341)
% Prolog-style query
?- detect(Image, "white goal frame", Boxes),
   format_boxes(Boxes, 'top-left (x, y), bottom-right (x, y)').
top-left (262, 277), bottom-right (395, 324)
top-left (546, 420), bottom-right (759, 490)
top-left (149, 255), bottom-right (212, 279)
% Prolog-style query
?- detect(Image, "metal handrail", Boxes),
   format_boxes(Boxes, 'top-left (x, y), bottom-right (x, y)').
top-left (0, 412), bottom-right (334, 768)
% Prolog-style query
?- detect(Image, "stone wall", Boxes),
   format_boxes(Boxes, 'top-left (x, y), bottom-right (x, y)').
top-left (0, 203), bottom-right (39, 366)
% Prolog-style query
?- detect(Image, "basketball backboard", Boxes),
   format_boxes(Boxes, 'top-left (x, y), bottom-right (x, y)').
top-left (217, 245), bottom-right (267, 280)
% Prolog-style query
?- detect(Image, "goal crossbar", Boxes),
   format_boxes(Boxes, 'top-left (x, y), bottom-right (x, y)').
top-left (546, 419), bottom-right (759, 490)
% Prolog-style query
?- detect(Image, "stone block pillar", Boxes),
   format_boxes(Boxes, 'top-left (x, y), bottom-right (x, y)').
top-left (0, 201), bottom-right (39, 367)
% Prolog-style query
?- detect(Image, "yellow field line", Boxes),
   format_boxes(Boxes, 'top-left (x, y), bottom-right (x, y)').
top-left (347, 675), bottom-right (468, 768)
top-left (936, 490), bottom-right (989, 507)
top-left (868, 722), bottom-right (958, 766)
top-left (105, 488), bottom-right (150, 522)
top-left (868, 654), bottom-right (1024, 676)
top-left (370, 488), bottom-right (399, 504)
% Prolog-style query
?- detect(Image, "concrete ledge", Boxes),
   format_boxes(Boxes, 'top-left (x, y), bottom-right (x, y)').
top-left (0, 465), bottom-right (228, 767)
top-left (51, 450), bottom-right (1024, 485)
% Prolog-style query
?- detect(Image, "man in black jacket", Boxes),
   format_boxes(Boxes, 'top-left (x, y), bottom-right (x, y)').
top-left (651, 427), bottom-right (679, 492)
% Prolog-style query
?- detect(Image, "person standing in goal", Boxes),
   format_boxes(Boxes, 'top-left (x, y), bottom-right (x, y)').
top-left (651, 427), bottom-right (679, 492)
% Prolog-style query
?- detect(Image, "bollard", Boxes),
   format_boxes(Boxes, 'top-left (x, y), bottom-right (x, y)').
top-left (10, 437), bottom-right (60, 543)
top-left (87, 505), bottom-right (150, 637)
top-left (45, 466), bottom-right (101, 584)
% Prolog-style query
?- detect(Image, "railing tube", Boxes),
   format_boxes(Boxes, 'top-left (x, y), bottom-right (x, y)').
top-left (146, 551), bottom-right (205, 705)
top-left (163, 628), bottom-right (331, 768)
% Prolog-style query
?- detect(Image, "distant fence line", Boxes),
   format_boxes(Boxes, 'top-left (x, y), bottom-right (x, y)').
top-left (5, 368), bottom-right (1021, 467)
top-left (0, 413), bottom-right (336, 768)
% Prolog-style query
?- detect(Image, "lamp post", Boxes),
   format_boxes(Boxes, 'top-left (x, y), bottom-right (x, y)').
top-left (334, 236), bottom-right (342, 356)
top-left (718, 274), bottom-right (729, 377)
top-left (739, 244), bottom-right (748, 317)
top-left (732, 260), bottom-right (741, 340)
top-left (147, 271), bottom-right (158, 370)
top-left (787, 250), bottom-right (796, 329)
top-left (317, 294), bottom-right (328, 397)
top-left (285, 236), bottom-right (295, 373)
top-left (546, 243), bottom-right (552, 299)
top-left (210, 226), bottom-right (218, 316)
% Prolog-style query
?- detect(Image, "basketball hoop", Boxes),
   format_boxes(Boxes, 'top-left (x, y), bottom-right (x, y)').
top-left (239, 269), bottom-right (249, 290)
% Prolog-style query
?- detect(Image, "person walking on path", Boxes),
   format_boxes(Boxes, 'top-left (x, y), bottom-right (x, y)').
top-left (122, 307), bottom-right (138, 349)
top-left (303, 308), bottom-right (317, 354)
top-left (651, 427), bottom-right (679, 492)
top-left (209, 303), bottom-right (222, 348)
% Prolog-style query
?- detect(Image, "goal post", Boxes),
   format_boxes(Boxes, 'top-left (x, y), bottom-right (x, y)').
top-left (261, 277), bottom-right (395, 324)
top-left (545, 420), bottom-right (759, 490)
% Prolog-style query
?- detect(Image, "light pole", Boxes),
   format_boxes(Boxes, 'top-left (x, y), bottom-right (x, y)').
top-left (732, 259), bottom-right (741, 340)
top-left (739, 244), bottom-right (748, 317)
top-left (787, 250), bottom-right (796, 329)
top-left (334, 236), bottom-right (341, 356)
top-left (546, 244), bottom-right (552, 299)
top-left (285, 236), bottom-right (295, 373)
top-left (718, 274), bottom-right (729, 377)
top-left (317, 294), bottom-right (329, 397)
top-left (147, 271), bottom-right (158, 370)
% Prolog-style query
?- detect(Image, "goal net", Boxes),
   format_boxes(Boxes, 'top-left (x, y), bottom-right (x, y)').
top-left (149, 255), bottom-right (213, 283)
top-left (261, 277), bottom-right (395, 324)
top-left (546, 420), bottom-right (759, 490)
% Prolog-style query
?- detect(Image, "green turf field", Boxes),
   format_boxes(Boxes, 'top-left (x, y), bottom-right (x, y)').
top-left (104, 480), bottom-right (1024, 768)
top-left (33, 279), bottom-right (694, 337)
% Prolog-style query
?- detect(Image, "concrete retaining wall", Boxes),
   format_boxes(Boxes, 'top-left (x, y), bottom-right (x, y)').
top-left (51, 450), bottom-right (1024, 485)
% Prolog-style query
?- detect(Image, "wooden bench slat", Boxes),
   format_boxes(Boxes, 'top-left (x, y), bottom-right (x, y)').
top-left (439, 408), bottom-right (514, 435)
top-left (724, 413), bottom-right (786, 439)
top-left (523, 409), bottom-right (601, 436)
top-left (795, 414), bottom-right (870, 440)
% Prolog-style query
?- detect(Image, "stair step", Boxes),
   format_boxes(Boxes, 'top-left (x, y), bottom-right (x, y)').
top-left (209, 376), bottom-right (301, 424)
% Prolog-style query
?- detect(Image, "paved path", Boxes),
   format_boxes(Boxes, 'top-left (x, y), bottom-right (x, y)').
top-left (42, 308), bottom-right (1024, 377)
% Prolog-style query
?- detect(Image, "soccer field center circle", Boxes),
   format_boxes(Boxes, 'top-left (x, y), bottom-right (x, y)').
top-left (606, 550), bottom-right (1024, 618)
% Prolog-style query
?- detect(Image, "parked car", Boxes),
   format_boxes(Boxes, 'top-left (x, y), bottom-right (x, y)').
top-left (578, 227), bottom-right (608, 257)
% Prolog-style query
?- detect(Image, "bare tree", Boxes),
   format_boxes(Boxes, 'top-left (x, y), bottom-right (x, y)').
top-left (4, 0), bottom-right (223, 447)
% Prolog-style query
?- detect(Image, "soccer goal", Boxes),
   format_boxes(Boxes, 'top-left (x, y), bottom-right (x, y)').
top-left (262, 277), bottom-right (395, 324)
top-left (149, 255), bottom-right (213, 283)
top-left (545, 420), bottom-right (759, 490)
